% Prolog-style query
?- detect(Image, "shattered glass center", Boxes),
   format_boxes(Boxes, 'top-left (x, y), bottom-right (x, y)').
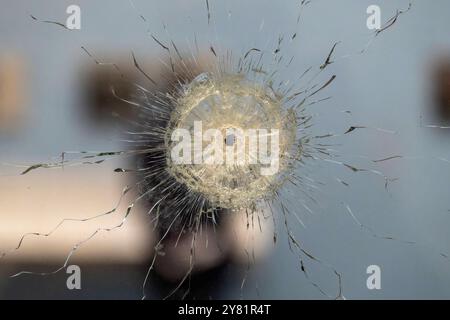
top-left (165, 72), bottom-right (299, 209)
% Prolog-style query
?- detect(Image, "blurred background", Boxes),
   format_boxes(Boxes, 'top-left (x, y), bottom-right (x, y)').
top-left (1, 0), bottom-right (450, 299)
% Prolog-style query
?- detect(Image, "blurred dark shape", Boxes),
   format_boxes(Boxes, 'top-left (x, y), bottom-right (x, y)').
top-left (82, 64), bottom-right (137, 126)
top-left (431, 54), bottom-right (450, 122)
top-left (136, 55), bottom-right (215, 232)
top-left (0, 53), bottom-right (26, 132)
top-left (133, 55), bottom-right (246, 298)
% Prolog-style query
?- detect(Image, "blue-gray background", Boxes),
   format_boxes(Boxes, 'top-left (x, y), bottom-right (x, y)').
top-left (1, 0), bottom-right (450, 299)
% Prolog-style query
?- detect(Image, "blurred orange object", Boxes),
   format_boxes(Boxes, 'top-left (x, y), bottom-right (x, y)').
top-left (0, 164), bottom-right (154, 264)
top-left (0, 53), bottom-right (26, 132)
